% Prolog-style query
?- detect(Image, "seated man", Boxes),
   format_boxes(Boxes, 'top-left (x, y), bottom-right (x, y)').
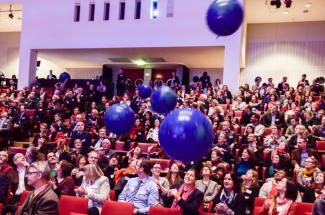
top-left (291, 137), bottom-right (320, 174)
top-left (16, 161), bottom-right (59, 215)
top-left (118, 159), bottom-right (159, 214)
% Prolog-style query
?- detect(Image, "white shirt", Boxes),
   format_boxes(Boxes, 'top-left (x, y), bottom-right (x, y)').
top-left (15, 167), bottom-right (26, 195)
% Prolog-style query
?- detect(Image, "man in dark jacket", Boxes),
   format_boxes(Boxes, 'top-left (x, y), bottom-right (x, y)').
top-left (16, 161), bottom-right (59, 215)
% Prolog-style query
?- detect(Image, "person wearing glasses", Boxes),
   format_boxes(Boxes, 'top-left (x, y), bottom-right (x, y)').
top-left (16, 161), bottom-right (59, 215)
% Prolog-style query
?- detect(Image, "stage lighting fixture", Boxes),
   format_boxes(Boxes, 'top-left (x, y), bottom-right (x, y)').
top-left (284, 0), bottom-right (292, 8)
top-left (270, 0), bottom-right (281, 8)
top-left (8, 12), bottom-right (14, 19)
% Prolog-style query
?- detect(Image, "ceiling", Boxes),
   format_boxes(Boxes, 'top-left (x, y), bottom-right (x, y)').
top-left (1, 1), bottom-right (325, 69)
top-left (246, 0), bottom-right (325, 23)
top-left (0, 3), bottom-right (22, 32)
top-left (38, 47), bottom-right (225, 69)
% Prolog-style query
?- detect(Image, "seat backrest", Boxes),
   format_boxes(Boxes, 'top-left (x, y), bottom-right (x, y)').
top-left (0, 203), bottom-right (3, 215)
top-left (109, 190), bottom-right (116, 201)
top-left (253, 197), bottom-right (266, 215)
top-left (295, 202), bottom-right (313, 215)
top-left (17, 190), bottom-right (31, 207)
top-left (316, 140), bottom-right (325, 152)
top-left (59, 195), bottom-right (88, 215)
top-left (8, 147), bottom-right (27, 155)
top-left (114, 141), bottom-right (125, 151)
top-left (148, 206), bottom-right (182, 215)
top-left (322, 154), bottom-right (325, 169)
top-left (101, 200), bottom-right (134, 215)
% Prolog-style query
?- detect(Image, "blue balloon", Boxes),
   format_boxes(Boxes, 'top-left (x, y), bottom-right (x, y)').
top-left (59, 72), bottom-right (71, 82)
top-left (206, 0), bottom-right (244, 36)
top-left (150, 86), bottom-right (177, 114)
top-left (104, 104), bottom-right (135, 135)
top-left (159, 108), bottom-right (214, 162)
top-left (138, 83), bottom-right (152, 99)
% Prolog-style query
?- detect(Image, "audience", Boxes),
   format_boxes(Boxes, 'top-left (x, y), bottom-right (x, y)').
top-left (0, 73), bottom-right (323, 215)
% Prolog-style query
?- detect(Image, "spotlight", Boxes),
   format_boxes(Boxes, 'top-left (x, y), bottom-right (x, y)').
top-left (8, 12), bottom-right (14, 19)
top-left (284, 0), bottom-right (292, 8)
top-left (270, 0), bottom-right (281, 8)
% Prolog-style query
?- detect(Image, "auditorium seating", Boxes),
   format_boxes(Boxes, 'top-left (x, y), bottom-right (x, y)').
top-left (8, 147), bottom-right (27, 155)
top-left (0, 203), bottom-right (3, 215)
top-left (59, 195), bottom-right (88, 215)
top-left (109, 190), bottom-right (116, 201)
top-left (16, 190), bottom-right (31, 212)
top-left (252, 197), bottom-right (313, 215)
top-left (101, 200), bottom-right (134, 215)
top-left (295, 202), bottom-right (313, 215)
top-left (316, 140), bottom-right (325, 153)
top-left (148, 206), bottom-right (182, 215)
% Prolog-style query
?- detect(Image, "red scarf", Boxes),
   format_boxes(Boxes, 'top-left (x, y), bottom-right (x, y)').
top-left (171, 184), bottom-right (195, 210)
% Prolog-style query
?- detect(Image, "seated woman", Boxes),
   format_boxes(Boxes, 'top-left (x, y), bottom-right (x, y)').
top-left (264, 153), bottom-right (285, 180)
top-left (163, 162), bottom-right (184, 207)
top-left (259, 179), bottom-right (298, 215)
top-left (241, 169), bottom-right (260, 214)
top-left (196, 165), bottom-right (218, 209)
top-left (212, 172), bottom-right (245, 215)
top-left (151, 162), bottom-right (170, 205)
top-left (121, 146), bottom-right (143, 168)
top-left (146, 118), bottom-right (160, 143)
top-left (75, 164), bottom-right (110, 215)
top-left (128, 118), bottom-right (146, 142)
top-left (50, 159), bottom-right (75, 197)
top-left (168, 168), bottom-right (204, 215)
top-left (71, 155), bottom-right (87, 186)
top-left (296, 156), bottom-right (321, 187)
top-left (299, 171), bottom-right (325, 203)
top-left (240, 125), bottom-right (255, 147)
top-left (234, 148), bottom-right (256, 178)
top-left (48, 122), bottom-right (59, 142)
top-left (206, 150), bottom-right (230, 174)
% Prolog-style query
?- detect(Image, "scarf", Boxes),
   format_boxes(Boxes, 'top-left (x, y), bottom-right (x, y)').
top-left (303, 168), bottom-right (315, 177)
top-left (220, 189), bottom-right (236, 205)
top-left (276, 197), bottom-right (293, 215)
top-left (171, 184), bottom-right (195, 210)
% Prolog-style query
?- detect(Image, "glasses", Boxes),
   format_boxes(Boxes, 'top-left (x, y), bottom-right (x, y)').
top-left (26, 171), bottom-right (39, 176)
top-left (89, 156), bottom-right (99, 160)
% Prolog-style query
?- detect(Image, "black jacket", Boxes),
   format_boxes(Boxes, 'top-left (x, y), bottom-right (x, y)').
top-left (174, 189), bottom-right (204, 215)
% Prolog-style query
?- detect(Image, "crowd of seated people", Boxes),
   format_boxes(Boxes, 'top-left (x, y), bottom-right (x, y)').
top-left (0, 72), bottom-right (324, 215)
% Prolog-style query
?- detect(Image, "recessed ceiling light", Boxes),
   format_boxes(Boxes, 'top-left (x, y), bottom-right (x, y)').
top-left (305, 3), bottom-right (312, 7)
top-left (283, 11), bottom-right (289, 15)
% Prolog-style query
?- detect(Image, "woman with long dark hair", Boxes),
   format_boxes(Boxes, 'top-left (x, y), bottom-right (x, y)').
top-left (212, 172), bottom-right (245, 215)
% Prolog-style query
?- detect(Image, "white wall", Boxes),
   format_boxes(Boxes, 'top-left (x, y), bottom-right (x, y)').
top-left (241, 21), bottom-right (325, 87)
top-left (36, 57), bottom-right (66, 79)
top-left (189, 68), bottom-right (223, 85)
top-left (15, 0), bottom-right (243, 92)
top-left (0, 32), bottom-right (20, 78)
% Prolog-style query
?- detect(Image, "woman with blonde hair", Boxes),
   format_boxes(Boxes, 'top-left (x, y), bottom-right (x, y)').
top-left (75, 164), bottom-right (110, 215)
top-left (241, 169), bottom-right (260, 214)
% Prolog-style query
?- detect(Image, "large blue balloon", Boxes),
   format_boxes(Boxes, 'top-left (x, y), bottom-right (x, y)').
top-left (104, 104), bottom-right (135, 135)
top-left (150, 86), bottom-right (177, 114)
top-left (59, 72), bottom-right (71, 82)
top-left (138, 83), bottom-right (152, 99)
top-left (206, 0), bottom-right (244, 36)
top-left (159, 108), bottom-right (214, 162)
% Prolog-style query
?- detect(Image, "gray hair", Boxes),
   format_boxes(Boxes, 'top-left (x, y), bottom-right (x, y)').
top-left (30, 161), bottom-right (51, 180)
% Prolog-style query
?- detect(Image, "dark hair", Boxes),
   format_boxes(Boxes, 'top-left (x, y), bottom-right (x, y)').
top-left (60, 160), bottom-right (73, 178)
top-left (285, 180), bottom-right (298, 201)
top-left (140, 159), bottom-right (152, 175)
top-left (75, 155), bottom-right (87, 167)
top-left (220, 172), bottom-right (241, 193)
top-left (51, 123), bottom-right (59, 131)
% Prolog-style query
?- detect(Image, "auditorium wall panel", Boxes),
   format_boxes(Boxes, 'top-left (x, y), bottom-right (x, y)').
top-left (241, 21), bottom-right (325, 87)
